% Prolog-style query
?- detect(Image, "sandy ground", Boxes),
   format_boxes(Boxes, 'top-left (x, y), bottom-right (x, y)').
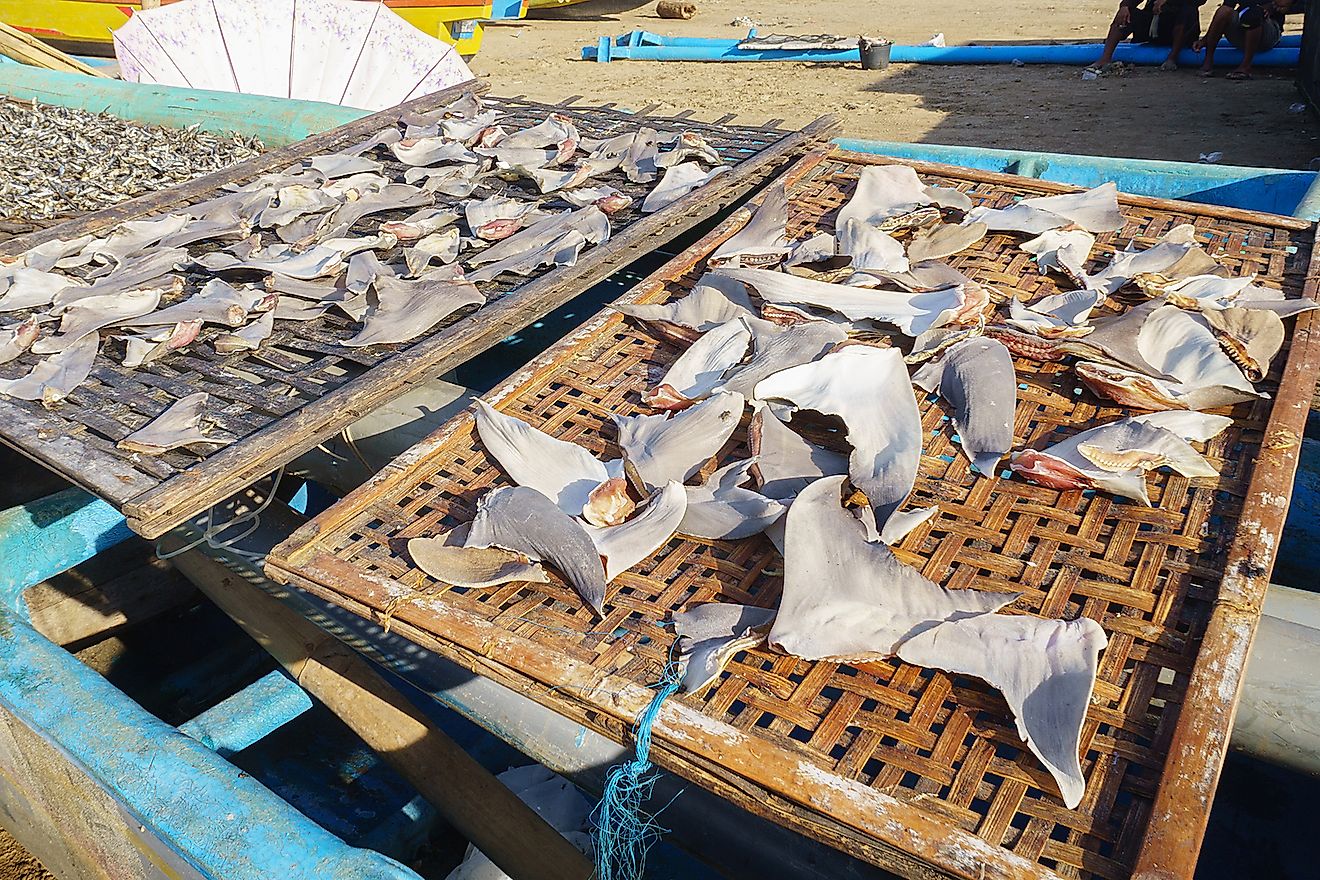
top-left (472, 0), bottom-right (1320, 168)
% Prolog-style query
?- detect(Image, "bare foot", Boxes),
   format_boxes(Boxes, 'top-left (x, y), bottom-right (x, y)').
top-left (1226, 69), bottom-right (1252, 80)
top-left (1198, 67), bottom-right (1215, 77)
top-left (1160, 58), bottom-right (1178, 71)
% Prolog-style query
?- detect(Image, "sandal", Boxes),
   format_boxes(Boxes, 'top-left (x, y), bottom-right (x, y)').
top-left (1198, 68), bottom-right (1215, 78)
top-left (1226, 70), bottom-right (1252, 81)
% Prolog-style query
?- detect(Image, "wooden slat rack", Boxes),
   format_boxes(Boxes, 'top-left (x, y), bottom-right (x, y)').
top-left (265, 147), bottom-right (1320, 880)
top-left (0, 82), bottom-right (837, 537)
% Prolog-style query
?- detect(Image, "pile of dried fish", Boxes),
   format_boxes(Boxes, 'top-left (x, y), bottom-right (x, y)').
top-left (405, 167), bottom-right (1317, 810)
top-left (0, 93), bottom-right (738, 456)
top-left (0, 99), bottom-right (263, 221)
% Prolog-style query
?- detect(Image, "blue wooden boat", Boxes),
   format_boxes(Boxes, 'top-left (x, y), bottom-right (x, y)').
top-left (0, 67), bottom-right (1316, 880)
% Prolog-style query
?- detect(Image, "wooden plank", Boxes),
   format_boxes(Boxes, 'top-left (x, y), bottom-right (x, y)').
top-left (121, 116), bottom-right (841, 537)
top-left (172, 547), bottom-right (594, 880)
top-left (0, 408), bottom-right (159, 506)
top-left (0, 22), bottom-right (111, 78)
top-left (0, 79), bottom-right (489, 256)
top-left (270, 553), bottom-right (1060, 880)
top-left (1130, 229), bottom-right (1320, 879)
top-left (23, 555), bottom-right (196, 650)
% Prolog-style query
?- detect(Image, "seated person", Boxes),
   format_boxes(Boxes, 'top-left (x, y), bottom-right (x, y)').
top-left (1195, 0), bottom-right (1291, 79)
top-left (1093, 0), bottom-right (1205, 72)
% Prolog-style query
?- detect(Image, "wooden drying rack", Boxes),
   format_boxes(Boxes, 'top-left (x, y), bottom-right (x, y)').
top-left (0, 80), bottom-right (838, 538)
top-left (265, 147), bottom-right (1320, 880)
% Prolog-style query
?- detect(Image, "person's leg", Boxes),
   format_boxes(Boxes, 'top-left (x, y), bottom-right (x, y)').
top-left (1229, 25), bottom-right (1262, 78)
top-left (1195, 4), bottom-right (1234, 74)
top-left (1096, 4), bottom-right (1137, 67)
top-left (1162, 19), bottom-right (1189, 69)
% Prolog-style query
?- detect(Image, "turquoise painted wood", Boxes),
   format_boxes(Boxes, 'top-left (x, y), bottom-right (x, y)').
top-left (0, 66), bottom-right (369, 146)
top-left (835, 138), bottom-right (1320, 220)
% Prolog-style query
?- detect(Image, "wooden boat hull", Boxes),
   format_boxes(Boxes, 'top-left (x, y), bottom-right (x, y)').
top-left (0, 0), bottom-right (517, 58)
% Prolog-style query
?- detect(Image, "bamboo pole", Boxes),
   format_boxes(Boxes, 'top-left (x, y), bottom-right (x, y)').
top-left (0, 22), bottom-right (112, 78)
top-left (170, 548), bottom-right (594, 880)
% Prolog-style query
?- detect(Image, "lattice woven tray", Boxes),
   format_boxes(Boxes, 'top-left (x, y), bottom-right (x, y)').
top-left (266, 148), bottom-right (1320, 880)
top-left (0, 82), bottom-right (833, 538)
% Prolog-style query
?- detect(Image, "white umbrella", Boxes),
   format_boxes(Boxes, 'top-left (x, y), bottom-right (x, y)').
top-left (113, 0), bottom-right (474, 111)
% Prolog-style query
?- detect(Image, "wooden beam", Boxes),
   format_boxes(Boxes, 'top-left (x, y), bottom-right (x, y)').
top-left (170, 548), bottom-right (593, 880)
top-left (0, 22), bottom-right (113, 78)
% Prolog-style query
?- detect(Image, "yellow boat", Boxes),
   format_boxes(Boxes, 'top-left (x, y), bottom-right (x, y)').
top-left (0, 0), bottom-right (526, 59)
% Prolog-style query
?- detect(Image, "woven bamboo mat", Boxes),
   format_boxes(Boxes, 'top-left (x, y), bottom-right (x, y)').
top-left (266, 147), bottom-right (1320, 880)
top-left (0, 84), bottom-right (833, 538)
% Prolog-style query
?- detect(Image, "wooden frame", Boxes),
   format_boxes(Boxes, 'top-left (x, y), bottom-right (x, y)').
top-left (264, 147), bottom-right (1320, 880)
top-left (0, 83), bottom-right (838, 538)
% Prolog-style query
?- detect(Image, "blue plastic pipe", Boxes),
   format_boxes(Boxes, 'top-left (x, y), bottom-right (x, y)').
top-left (584, 32), bottom-right (1300, 67)
top-left (0, 488), bottom-right (133, 610)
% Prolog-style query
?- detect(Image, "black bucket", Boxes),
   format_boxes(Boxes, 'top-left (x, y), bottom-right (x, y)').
top-left (859, 37), bottom-right (892, 70)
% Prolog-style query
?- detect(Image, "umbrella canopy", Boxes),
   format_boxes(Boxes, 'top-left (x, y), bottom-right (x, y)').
top-left (113, 0), bottom-right (474, 110)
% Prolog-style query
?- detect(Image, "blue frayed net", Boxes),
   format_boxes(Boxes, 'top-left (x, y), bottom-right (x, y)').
top-left (591, 654), bottom-right (683, 880)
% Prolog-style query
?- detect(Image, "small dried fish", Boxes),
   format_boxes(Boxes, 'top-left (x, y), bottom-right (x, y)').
top-left (117, 392), bottom-right (220, 454)
top-left (0, 99), bottom-right (261, 220)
